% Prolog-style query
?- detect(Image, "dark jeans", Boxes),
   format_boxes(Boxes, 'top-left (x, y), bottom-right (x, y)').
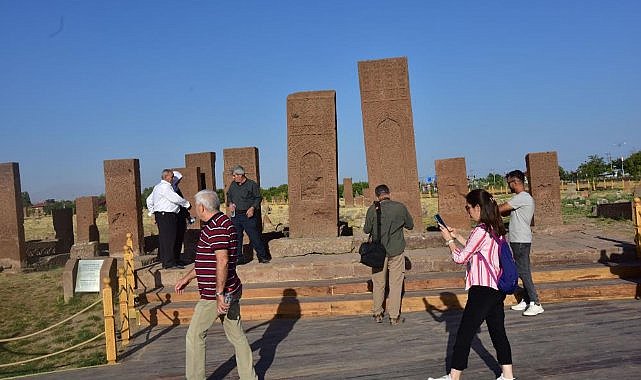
top-left (175, 207), bottom-right (189, 258)
top-left (232, 213), bottom-right (268, 261)
top-left (451, 286), bottom-right (512, 371)
top-left (155, 212), bottom-right (178, 268)
top-left (510, 242), bottom-right (539, 304)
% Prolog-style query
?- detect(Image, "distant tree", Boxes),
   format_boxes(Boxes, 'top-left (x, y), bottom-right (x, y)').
top-left (624, 150), bottom-right (641, 178)
top-left (558, 166), bottom-right (573, 181)
top-left (21, 192), bottom-right (31, 206)
top-left (216, 189), bottom-right (225, 204)
top-left (260, 184), bottom-right (288, 201)
top-left (576, 155), bottom-right (609, 180)
top-left (43, 199), bottom-right (74, 215)
top-left (352, 181), bottom-right (369, 196)
top-left (96, 194), bottom-right (107, 213)
top-left (141, 186), bottom-right (154, 209)
top-left (485, 173), bottom-right (506, 187)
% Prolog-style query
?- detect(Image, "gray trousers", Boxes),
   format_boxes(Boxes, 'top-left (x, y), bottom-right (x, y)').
top-left (510, 242), bottom-right (540, 304)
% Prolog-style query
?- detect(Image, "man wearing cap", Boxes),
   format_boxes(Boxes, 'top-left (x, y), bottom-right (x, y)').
top-left (363, 184), bottom-right (414, 325)
top-left (146, 169), bottom-right (191, 269)
top-left (226, 165), bottom-right (270, 264)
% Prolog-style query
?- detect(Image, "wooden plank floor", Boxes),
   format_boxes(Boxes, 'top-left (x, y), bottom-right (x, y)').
top-left (26, 299), bottom-right (641, 380)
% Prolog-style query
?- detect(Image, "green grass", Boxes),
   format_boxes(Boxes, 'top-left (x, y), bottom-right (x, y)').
top-left (0, 268), bottom-right (106, 379)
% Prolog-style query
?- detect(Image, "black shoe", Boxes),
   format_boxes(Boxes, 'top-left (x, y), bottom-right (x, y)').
top-left (258, 258), bottom-right (271, 264)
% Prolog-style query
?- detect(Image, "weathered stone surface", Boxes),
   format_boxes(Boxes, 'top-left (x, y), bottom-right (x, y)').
top-left (75, 196), bottom-right (99, 243)
top-left (596, 201), bottom-right (633, 220)
top-left (103, 159), bottom-right (144, 256)
top-left (526, 151), bottom-right (562, 226)
top-left (435, 157), bottom-right (470, 230)
top-left (0, 162), bottom-right (26, 270)
top-left (268, 237), bottom-right (354, 257)
top-left (185, 152), bottom-right (216, 190)
top-left (287, 90), bottom-right (338, 238)
top-left (70, 241), bottom-right (100, 259)
top-left (223, 147), bottom-right (260, 189)
top-left (358, 57), bottom-right (423, 229)
top-left (53, 208), bottom-right (74, 253)
top-left (343, 178), bottom-right (354, 207)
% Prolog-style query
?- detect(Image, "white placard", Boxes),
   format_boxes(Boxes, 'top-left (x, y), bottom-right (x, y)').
top-left (75, 259), bottom-right (103, 292)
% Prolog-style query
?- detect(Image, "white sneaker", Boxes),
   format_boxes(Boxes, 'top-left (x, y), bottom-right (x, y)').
top-left (510, 300), bottom-right (527, 311)
top-left (496, 375), bottom-right (515, 380)
top-left (428, 375), bottom-right (451, 380)
top-left (522, 302), bottom-right (544, 316)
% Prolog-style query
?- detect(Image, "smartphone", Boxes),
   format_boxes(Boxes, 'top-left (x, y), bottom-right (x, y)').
top-left (434, 214), bottom-right (448, 229)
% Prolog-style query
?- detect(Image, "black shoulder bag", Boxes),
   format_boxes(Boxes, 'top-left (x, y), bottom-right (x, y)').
top-left (359, 201), bottom-right (387, 268)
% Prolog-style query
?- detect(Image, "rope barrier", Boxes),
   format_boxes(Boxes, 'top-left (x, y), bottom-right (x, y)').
top-left (0, 332), bottom-right (105, 368)
top-left (0, 298), bottom-right (102, 343)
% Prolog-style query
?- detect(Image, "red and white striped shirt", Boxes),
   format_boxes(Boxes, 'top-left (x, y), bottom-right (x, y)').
top-left (452, 225), bottom-right (501, 291)
top-left (195, 212), bottom-right (242, 300)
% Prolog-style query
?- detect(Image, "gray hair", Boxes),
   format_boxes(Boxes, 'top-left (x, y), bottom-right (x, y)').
top-left (232, 165), bottom-right (245, 175)
top-left (194, 190), bottom-right (220, 212)
top-left (161, 169), bottom-right (173, 179)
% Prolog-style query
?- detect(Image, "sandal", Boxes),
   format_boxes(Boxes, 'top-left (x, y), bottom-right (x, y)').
top-left (389, 317), bottom-right (405, 325)
top-left (373, 313), bottom-right (384, 323)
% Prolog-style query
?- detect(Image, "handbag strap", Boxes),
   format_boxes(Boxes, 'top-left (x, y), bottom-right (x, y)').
top-left (374, 201), bottom-right (382, 243)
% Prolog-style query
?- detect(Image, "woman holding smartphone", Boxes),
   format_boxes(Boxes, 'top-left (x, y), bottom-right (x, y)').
top-left (429, 189), bottom-right (515, 380)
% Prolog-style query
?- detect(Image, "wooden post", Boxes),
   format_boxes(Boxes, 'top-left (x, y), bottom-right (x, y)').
top-left (124, 234), bottom-right (135, 312)
top-left (634, 197), bottom-right (641, 259)
top-left (118, 266), bottom-right (130, 346)
top-left (102, 277), bottom-right (117, 364)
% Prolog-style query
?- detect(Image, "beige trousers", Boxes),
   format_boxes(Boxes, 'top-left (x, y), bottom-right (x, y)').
top-left (186, 299), bottom-right (257, 380)
top-left (372, 253), bottom-right (405, 319)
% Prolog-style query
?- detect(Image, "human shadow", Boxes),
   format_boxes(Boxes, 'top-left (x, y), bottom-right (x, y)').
top-left (423, 293), bottom-right (501, 376)
top-left (209, 289), bottom-right (301, 380)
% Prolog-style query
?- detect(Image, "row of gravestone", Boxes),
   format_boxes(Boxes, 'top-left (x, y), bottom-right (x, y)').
top-left (0, 57), bottom-right (564, 271)
top-left (0, 148), bottom-right (260, 271)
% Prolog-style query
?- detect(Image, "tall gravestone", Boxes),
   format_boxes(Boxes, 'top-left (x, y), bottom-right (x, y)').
top-left (223, 147), bottom-right (261, 191)
top-left (343, 178), bottom-right (354, 207)
top-left (526, 151), bottom-right (562, 226)
top-left (358, 57), bottom-right (423, 228)
top-left (185, 152), bottom-right (216, 190)
top-left (287, 90), bottom-right (339, 238)
top-left (0, 162), bottom-right (26, 270)
top-left (435, 157), bottom-right (470, 230)
top-left (52, 208), bottom-right (74, 253)
top-left (103, 159), bottom-right (144, 256)
top-left (76, 196), bottom-right (99, 243)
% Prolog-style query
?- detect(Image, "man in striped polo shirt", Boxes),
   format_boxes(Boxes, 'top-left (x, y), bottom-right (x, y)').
top-left (175, 190), bottom-right (257, 380)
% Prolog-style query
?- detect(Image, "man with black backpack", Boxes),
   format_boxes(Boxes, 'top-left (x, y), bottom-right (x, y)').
top-left (363, 184), bottom-right (414, 325)
top-left (500, 170), bottom-right (544, 316)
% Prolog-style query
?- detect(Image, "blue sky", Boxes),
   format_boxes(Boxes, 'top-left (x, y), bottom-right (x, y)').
top-left (1, 1), bottom-right (640, 201)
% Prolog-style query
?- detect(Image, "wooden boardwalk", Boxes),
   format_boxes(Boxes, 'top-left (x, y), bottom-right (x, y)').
top-left (27, 299), bottom-right (641, 380)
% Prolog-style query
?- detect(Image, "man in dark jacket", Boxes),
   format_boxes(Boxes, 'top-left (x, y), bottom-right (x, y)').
top-left (226, 165), bottom-right (270, 264)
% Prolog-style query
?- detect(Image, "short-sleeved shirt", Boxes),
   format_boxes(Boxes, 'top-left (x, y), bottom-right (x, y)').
top-left (507, 191), bottom-right (535, 243)
top-left (195, 212), bottom-right (242, 300)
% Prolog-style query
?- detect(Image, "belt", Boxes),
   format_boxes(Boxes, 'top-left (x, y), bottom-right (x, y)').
top-left (154, 211), bottom-right (178, 215)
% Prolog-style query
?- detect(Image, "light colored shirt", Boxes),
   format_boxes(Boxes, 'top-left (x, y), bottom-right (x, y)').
top-left (507, 191), bottom-right (535, 243)
top-left (146, 179), bottom-right (190, 215)
top-left (452, 225), bottom-right (500, 291)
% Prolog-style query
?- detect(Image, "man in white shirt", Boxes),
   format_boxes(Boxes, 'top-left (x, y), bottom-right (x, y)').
top-left (499, 170), bottom-right (544, 316)
top-left (146, 169), bottom-right (191, 269)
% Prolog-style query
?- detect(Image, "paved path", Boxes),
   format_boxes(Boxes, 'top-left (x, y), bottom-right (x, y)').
top-left (26, 299), bottom-right (641, 380)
